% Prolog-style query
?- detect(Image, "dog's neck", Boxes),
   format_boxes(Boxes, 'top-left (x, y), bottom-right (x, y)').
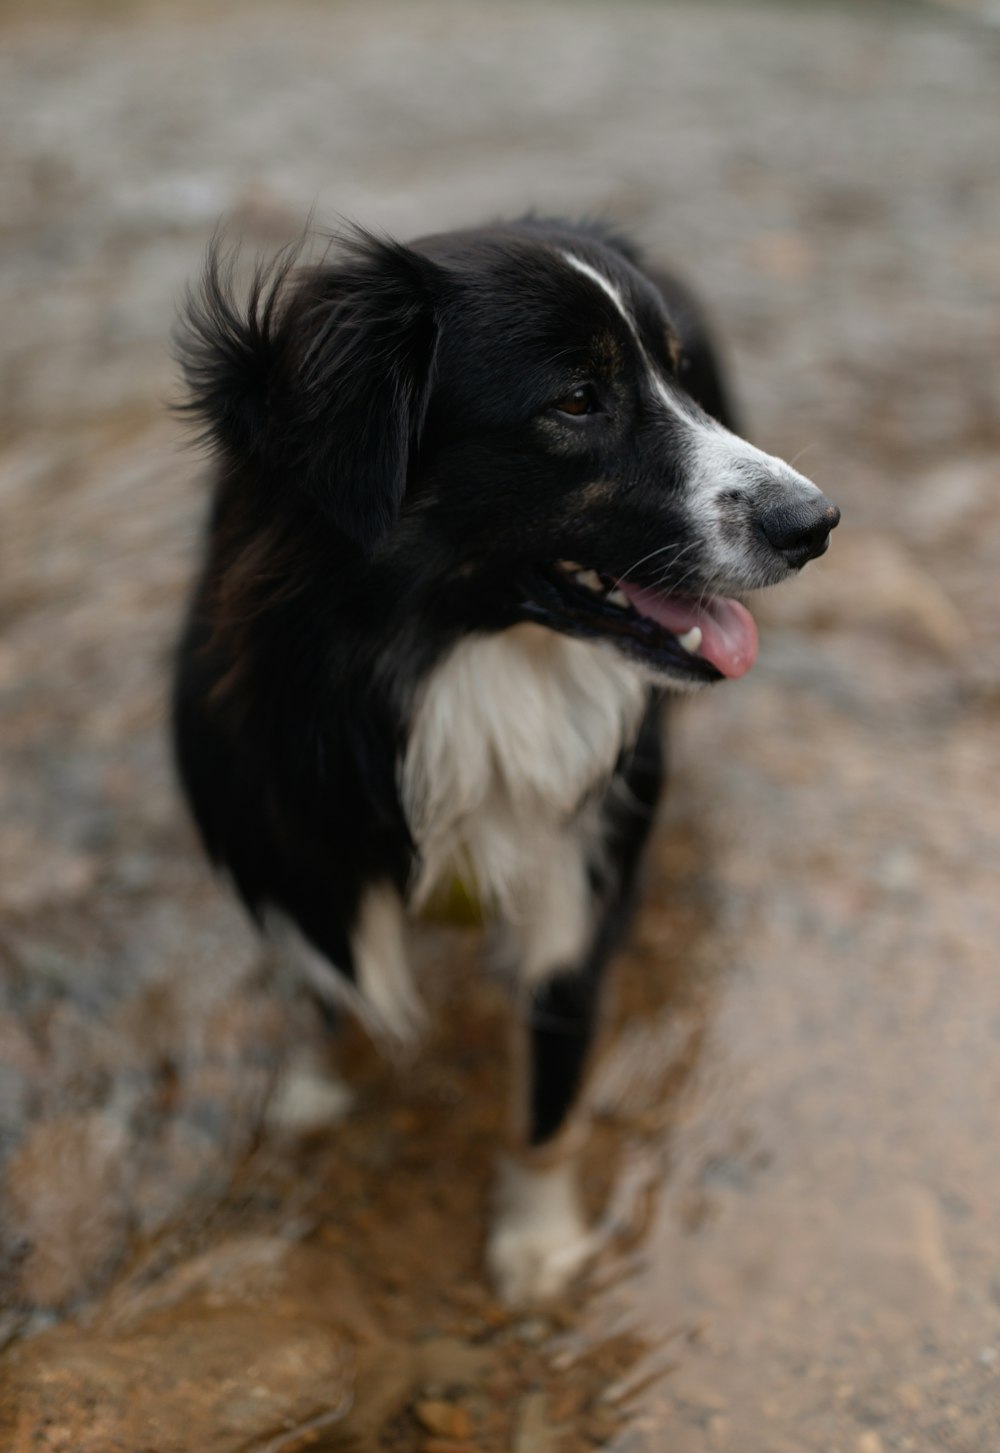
top-left (401, 623), bottom-right (648, 915)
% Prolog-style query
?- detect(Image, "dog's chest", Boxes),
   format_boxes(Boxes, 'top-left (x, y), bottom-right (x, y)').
top-left (401, 625), bottom-right (647, 913)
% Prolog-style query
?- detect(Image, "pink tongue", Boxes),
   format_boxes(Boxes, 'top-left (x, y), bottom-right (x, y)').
top-left (618, 584), bottom-right (759, 679)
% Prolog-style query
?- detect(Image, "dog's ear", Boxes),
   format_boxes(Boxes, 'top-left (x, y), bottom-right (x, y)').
top-left (281, 236), bottom-right (442, 550)
top-left (177, 232), bottom-right (442, 552)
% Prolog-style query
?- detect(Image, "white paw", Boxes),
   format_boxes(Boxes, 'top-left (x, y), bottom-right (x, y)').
top-left (487, 1214), bottom-right (597, 1304)
top-left (487, 1155), bottom-right (597, 1304)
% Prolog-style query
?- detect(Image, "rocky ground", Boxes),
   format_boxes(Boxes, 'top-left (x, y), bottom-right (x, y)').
top-left (1, 1), bottom-right (999, 1448)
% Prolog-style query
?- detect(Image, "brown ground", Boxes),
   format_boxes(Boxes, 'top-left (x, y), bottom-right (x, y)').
top-left (1, 1), bottom-right (1000, 1448)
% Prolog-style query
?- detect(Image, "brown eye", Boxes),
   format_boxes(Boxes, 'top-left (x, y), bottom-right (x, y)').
top-left (554, 384), bottom-right (599, 417)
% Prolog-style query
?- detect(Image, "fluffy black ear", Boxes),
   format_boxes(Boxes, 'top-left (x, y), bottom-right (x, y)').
top-left (176, 238), bottom-right (299, 463)
top-left (279, 235), bottom-right (442, 550)
top-left (176, 231), bottom-right (442, 552)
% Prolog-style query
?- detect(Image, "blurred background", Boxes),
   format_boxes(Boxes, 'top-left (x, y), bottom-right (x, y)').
top-left (1, 1), bottom-right (999, 1449)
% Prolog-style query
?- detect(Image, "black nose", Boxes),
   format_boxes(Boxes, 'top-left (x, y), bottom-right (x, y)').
top-left (759, 495), bottom-right (841, 566)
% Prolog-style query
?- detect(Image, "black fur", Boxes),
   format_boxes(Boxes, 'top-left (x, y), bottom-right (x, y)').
top-left (172, 216), bottom-right (828, 1151)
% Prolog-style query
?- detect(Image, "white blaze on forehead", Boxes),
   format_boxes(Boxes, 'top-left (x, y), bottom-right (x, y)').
top-left (560, 252), bottom-right (820, 493)
top-left (561, 251), bottom-right (637, 332)
top-left (559, 247), bottom-right (823, 584)
top-left (560, 250), bottom-right (695, 427)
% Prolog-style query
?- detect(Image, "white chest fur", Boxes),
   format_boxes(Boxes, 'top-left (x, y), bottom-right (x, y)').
top-left (400, 624), bottom-right (647, 918)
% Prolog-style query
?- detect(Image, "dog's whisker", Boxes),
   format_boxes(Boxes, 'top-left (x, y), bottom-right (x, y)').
top-left (787, 442), bottom-right (818, 472)
top-left (617, 542), bottom-right (700, 595)
top-left (613, 539), bottom-right (692, 589)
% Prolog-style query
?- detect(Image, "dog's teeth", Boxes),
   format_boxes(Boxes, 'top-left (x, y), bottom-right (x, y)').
top-left (575, 569), bottom-right (604, 593)
top-left (607, 588), bottom-right (628, 609)
top-left (677, 626), bottom-right (703, 655)
top-left (557, 560), bottom-right (583, 574)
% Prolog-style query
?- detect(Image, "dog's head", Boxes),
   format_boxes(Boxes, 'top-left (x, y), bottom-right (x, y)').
top-left (180, 220), bottom-right (838, 689)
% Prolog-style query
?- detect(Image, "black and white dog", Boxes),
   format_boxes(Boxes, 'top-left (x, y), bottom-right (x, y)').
top-left (173, 217), bottom-right (838, 1301)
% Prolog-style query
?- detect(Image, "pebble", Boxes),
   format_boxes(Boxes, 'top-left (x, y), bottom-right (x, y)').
top-left (414, 1400), bottom-right (473, 1439)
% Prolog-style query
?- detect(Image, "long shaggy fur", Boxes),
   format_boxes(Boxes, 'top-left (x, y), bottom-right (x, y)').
top-left (172, 214), bottom-right (837, 1178)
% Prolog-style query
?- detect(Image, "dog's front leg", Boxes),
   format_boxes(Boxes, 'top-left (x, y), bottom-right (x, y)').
top-left (487, 701), bottom-right (665, 1304)
top-left (488, 952), bottom-right (606, 1305)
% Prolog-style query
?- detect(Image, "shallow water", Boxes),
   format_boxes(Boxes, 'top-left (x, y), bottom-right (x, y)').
top-left (2, 1), bottom-right (999, 1447)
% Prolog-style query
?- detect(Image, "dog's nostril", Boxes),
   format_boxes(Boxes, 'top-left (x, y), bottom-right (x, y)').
top-left (759, 494), bottom-right (840, 564)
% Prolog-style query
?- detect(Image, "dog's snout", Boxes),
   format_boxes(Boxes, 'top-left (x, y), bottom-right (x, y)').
top-left (758, 493), bottom-right (840, 566)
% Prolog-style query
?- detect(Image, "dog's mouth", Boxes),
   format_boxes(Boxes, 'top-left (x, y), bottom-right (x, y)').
top-left (521, 560), bottom-right (759, 683)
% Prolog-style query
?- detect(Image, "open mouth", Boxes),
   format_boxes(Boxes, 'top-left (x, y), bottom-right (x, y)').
top-left (522, 561), bottom-right (759, 682)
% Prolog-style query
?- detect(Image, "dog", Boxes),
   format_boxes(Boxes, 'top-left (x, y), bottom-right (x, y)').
top-left (172, 216), bottom-right (839, 1302)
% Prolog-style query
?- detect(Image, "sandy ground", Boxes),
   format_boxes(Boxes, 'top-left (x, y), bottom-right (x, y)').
top-left (1, 1), bottom-right (999, 1448)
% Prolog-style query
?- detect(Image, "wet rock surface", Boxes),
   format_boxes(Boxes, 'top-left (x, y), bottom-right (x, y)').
top-left (1, 1), bottom-right (1000, 1448)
